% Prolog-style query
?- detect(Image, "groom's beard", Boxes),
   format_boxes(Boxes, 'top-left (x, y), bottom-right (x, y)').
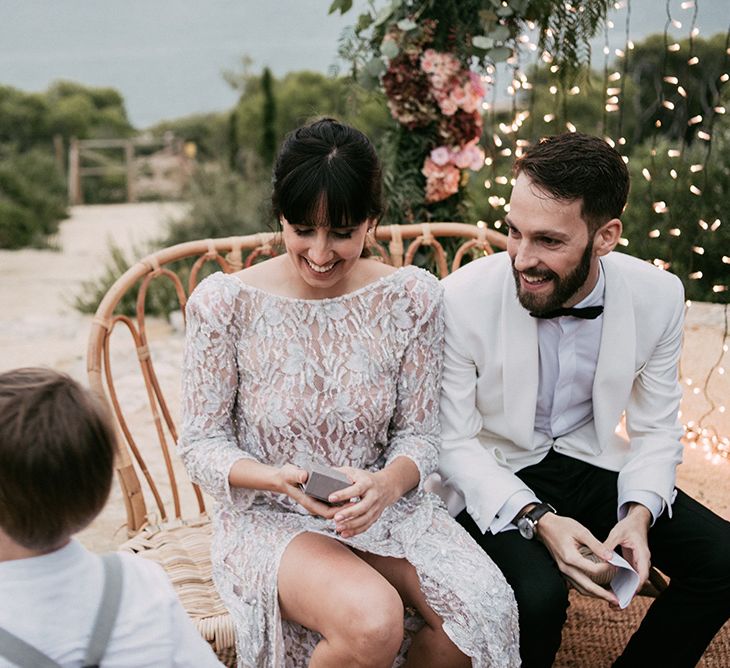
top-left (511, 237), bottom-right (594, 315)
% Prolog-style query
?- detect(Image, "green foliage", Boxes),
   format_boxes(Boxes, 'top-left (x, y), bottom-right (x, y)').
top-left (162, 164), bottom-right (270, 246)
top-left (0, 80), bottom-right (135, 247)
top-left (624, 34), bottom-right (729, 147)
top-left (0, 146), bottom-right (67, 248)
top-left (147, 111), bottom-right (230, 162)
top-left (231, 70), bottom-right (391, 164)
top-left (334, 0), bottom-right (612, 224)
top-left (465, 30), bottom-right (729, 302)
top-left (0, 81), bottom-right (134, 151)
top-left (0, 87), bottom-right (49, 151)
top-left (260, 67), bottom-right (277, 167)
top-left (75, 163), bottom-right (271, 315)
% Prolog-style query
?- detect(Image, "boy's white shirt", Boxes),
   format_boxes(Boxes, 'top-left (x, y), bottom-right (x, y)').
top-left (0, 539), bottom-right (222, 667)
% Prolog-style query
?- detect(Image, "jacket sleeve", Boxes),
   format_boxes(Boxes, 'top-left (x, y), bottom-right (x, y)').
top-left (618, 275), bottom-right (685, 515)
top-left (438, 284), bottom-right (535, 534)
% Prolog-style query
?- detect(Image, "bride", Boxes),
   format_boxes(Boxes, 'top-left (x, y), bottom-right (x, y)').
top-left (179, 118), bottom-right (519, 667)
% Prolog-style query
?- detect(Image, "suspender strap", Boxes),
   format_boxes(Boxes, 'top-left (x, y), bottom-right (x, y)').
top-left (83, 552), bottom-right (124, 668)
top-left (0, 627), bottom-right (62, 668)
top-left (0, 553), bottom-right (123, 668)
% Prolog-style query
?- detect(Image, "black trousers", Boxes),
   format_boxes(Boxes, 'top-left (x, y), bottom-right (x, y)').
top-left (457, 449), bottom-right (730, 668)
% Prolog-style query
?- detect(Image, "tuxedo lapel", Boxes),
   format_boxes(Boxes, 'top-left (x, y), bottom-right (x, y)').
top-left (501, 270), bottom-right (539, 446)
top-left (593, 257), bottom-right (635, 445)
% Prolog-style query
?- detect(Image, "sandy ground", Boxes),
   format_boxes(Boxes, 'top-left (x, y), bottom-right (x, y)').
top-left (1, 204), bottom-right (729, 660)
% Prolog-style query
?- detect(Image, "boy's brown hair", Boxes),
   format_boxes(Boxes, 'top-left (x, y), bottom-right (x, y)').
top-left (0, 368), bottom-right (116, 550)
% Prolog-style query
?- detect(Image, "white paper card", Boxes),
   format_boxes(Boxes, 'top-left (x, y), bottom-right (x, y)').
top-left (608, 551), bottom-right (640, 609)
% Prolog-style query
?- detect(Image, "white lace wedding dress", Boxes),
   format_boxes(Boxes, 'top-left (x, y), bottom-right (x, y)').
top-left (179, 266), bottom-right (519, 667)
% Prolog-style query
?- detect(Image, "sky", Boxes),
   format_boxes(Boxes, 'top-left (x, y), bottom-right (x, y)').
top-left (0, 0), bottom-right (726, 128)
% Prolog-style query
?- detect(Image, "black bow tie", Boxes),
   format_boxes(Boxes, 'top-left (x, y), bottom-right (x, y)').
top-left (530, 305), bottom-right (604, 320)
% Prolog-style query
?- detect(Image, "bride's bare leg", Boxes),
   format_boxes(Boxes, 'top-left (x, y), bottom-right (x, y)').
top-left (355, 550), bottom-right (472, 668)
top-left (278, 532), bottom-right (403, 668)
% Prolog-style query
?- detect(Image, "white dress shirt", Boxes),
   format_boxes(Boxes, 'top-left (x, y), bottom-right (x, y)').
top-left (0, 539), bottom-right (222, 668)
top-left (491, 262), bottom-right (663, 533)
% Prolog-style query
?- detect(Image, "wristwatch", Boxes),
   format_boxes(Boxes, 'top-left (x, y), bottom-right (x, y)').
top-left (516, 502), bottom-right (556, 540)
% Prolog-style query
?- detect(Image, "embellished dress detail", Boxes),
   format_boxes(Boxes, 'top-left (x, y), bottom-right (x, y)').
top-left (179, 266), bottom-right (519, 667)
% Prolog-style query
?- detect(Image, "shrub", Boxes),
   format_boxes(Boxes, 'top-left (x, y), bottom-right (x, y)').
top-left (75, 164), bottom-right (271, 315)
top-left (0, 146), bottom-right (67, 248)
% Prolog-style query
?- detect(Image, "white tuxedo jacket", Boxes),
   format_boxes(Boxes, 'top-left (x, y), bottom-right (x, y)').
top-left (438, 251), bottom-right (685, 534)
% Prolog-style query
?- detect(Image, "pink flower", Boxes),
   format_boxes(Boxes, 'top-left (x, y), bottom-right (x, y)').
top-left (450, 85), bottom-right (467, 107)
top-left (421, 49), bottom-right (438, 73)
top-left (438, 97), bottom-right (458, 116)
top-left (468, 71), bottom-right (486, 98)
top-left (452, 144), bottom-right (485, 171)
top-left (430, 146), bottom-right (451, 166)
top-left (422, 158), bottom-right (461, 203)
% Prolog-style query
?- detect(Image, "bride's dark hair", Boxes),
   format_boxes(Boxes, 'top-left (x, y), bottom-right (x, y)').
top-left (272, 118), bottom-right (383, 235)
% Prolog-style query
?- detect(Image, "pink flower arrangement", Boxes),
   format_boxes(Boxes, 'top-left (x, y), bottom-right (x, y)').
top-left (380, 29), bottom-right (488, 203)
top-left (420, 49), bottom-right (485, 117)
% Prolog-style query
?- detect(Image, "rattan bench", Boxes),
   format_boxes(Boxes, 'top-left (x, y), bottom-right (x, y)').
top-left (86, 222), bottom-right (506, 666)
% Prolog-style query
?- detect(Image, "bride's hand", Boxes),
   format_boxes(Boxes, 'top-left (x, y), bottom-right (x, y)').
top-left (275, 464), bottom-right (338, 519)
top-left (328, 467), bottom-right (399, 538)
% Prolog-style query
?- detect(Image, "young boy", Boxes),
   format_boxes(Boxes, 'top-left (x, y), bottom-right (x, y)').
top-left (0, 368), bottom-right (222, 667)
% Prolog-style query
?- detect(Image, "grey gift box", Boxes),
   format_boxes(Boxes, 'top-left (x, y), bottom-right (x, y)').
top-left (301, 463), bottom-right (351, 503)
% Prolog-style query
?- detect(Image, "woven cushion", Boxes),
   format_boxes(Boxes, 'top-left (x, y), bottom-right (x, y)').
top-left (118, 518), bottom-right (236, 667)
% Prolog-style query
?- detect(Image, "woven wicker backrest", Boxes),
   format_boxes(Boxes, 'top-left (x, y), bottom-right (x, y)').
top-left (86, 222), bottom-right (507, 535)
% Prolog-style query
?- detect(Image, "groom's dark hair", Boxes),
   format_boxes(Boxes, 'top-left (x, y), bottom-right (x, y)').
top-left (514, 132), bottom-right (630, 233)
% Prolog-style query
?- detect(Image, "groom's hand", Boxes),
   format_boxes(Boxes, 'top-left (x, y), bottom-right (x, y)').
top-left (536, 513), bottom-right (620, 605)
top-left (602, 503), bottom-right (652, 587)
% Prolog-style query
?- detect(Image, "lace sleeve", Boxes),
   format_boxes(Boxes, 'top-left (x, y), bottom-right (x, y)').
top-left (385, 273), bottom-right (445, 490)
top-left (178, 275), bottom-right (256, 507)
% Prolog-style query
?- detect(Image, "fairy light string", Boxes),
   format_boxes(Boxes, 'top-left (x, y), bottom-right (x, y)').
top-left (478, 0), bottom-right (729, 460)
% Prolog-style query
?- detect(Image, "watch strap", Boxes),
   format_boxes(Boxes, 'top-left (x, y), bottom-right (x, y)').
top-left (524, 502), bottom-right (555, 524)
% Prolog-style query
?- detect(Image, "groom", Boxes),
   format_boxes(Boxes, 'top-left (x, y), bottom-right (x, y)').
top-left (438, 132), bottom-right (730, 667)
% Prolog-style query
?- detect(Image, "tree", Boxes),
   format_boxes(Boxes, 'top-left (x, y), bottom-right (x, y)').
top-left (230, 69), bottom-right (390, 168)
top-left (260, 67), bottom-right (277, 167)
top-left (625, 33), bottom-right (729, 147)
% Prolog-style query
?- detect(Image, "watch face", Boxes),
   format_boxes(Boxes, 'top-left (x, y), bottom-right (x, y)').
top-left (517, 517), bottom-right (535, 540)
